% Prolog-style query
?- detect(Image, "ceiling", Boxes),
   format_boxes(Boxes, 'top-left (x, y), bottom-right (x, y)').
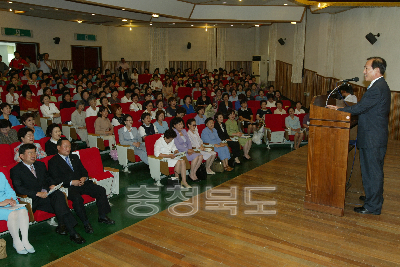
top-left (0, 0), bottom-right (392, 28)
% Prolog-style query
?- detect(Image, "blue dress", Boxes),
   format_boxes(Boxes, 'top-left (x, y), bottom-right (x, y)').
top-left (194, 115), bottom-right (206, 125)
top-left (153, 121), bottom-right (169, 134)
top-left (0, 114), bottom-right (19, 127)
top-left (182, 104), bottom-right (195, 114)
top-left (0, 173), bottom-right (26, 221)
top-left (29, 126), bottom-right (45, 140)
top-left (201, 127), bottom-right (230, 161)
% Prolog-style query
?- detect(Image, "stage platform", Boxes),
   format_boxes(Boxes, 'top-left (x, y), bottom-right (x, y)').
top-left (46, 141), bottom-right (400, 267)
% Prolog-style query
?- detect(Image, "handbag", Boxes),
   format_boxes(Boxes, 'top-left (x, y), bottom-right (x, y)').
top-left (195, 162), bottom-right (207, 180)
top-left (211, 160), bottom-right (224, 173)
top-left (0, 238), bottom-right (7, 259)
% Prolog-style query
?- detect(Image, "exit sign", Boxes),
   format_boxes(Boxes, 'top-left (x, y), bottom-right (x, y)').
top-left (75, 33), bottom-right (97, 41)
top-left (1, 27), bottom-right (32, 38)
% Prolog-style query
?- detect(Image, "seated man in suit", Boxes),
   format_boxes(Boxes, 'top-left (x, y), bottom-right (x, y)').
top-left (48, 139), bottom-right (114, 234)
top-left (10, 144), bottom-right (85, 244)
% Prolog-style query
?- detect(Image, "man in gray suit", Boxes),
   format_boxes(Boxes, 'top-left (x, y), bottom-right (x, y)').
top-left (328, 57), bottom-right (391, 215)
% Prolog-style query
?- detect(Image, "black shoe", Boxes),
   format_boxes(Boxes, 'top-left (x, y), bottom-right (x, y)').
top-left (55, 225), bottom-right (68, 235)
top-left (84, 223), bottom-right (94, 234)
top-left (228, 158), bottom-right (236, 168)
top-left (98, 216), bottom-right (115, 225)
top-left (70, 233), bottom-right (86, 244)
top-left (354, 206), bottom-right (380, 215)
top-left (359, 195), bottom-right (366, 201)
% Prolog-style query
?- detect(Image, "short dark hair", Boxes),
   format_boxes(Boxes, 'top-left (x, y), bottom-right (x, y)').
top-left (168, 97), bottom-right (176, 104)
top-left (100, 96), bottom-right (108, 106)
top-left (0, 119), bottom-right (12, 129)
top-left (339, 83), bottom-right (354, 95)
top-left (367, 57), bottom-right (386, 75)
top-left (18, 127), bottom-right (34, 142)
top-left (19, 143), bottom-right (36, 155)
top-left (97, 106), bottom-right (108, 117)
top-left (186, 118), bottom-right (195, 128)
top-left (0, 102), bottom-right (11, 110)
top-left (214, 111), bottom-right (224, 120)
top-left (176, 107), bottom-right (186, 116)
top-left (227, 108), bottom-right (235, 116)
top-left (122, 114), bottom-right (133, 126)
top-left (155, 110), bottom-right (165, 121)
top-left (196, 106), bottom-right (205, 114)
top-left (240, 99), bottom-right (247, 105)
top-left (164, 129), bottom-right (177, 139)
top-left (46, 123), bottom-right (61, 137)
top-left (21, 113), bottom-right (34, 124)
top-left (276, 100), bottom-right (283, 106)
top-left (170, 117), bottom-right (184, 129)
top-left (205, 117), bottom-right (214, 125)
top-left (143, 101), bottom-right (153, 110)
top-left (183, 95), bottom-right (191, 103)
top-left (288, 107), bottom-right (295, 113)
top-left (260, 100), bottom-right (267, 106)
top-left (110, 104), bottom-right (121, 115)
top-left (56, 138), bottom-right (69, 147)
top-left (141, 112), bottom-right (151, 121)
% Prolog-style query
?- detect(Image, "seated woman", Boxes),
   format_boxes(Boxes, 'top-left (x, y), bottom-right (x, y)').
top-left (110, 104), bottom-right (125, 126)
top-left (255, 89), bottom-right (268, 101)
top-left (201, 118), bottom-right (232, 172)
top-left (45, 123), bottom-right (62, 155)
top-left (244, 88), bottom-right (254, 101)
top-left (71, 100), bottom-right (88, 144)
top-left (194, 106), bottom-right (206, 125)
top-left (138, 112), bottom-right (158, 139)
top-left (153, 110), bottom-right (168, 134)
top-left (237, 99), bottom-right (257, 134)
top-left (0, 172), bottom-right (34, 254)
top-left (142, 100), bottom-right (155, 119)
top-left (120, 89), bottom-right (133, 103)
top-left (154, 99), bottom-right (166, 114)
top-left (266, 94), bottom-right (276, 108)
top-left (213, 89), bottom-right (223, 109)
top-left (285, 107), bottom-right (304, 150)
top-left (72, 85), bottom-right (84, 101)
top-left (0, 103), bottom-right (20, 127)
top-left (94, 106), bottom-right (115, 147)
top-left (196, 89), bottom-right (211, 107)
top-left (86, 96), bottom-right (99, 118)
top-left (218, 93), bottom-right (232, 119)
top-left (162, 79), bottom-right (175, 100)
top-left (40, 95), bottom-right (62, 124)
top-left (228, 89), bottom-right (238, 102)
top-left (226, 109), bottom-right (252, 160)
top-left (165, 97), bottom-right (177, 117)
top-left (43, 87), bottom-right (57, 102)
top-left (118, 114), bottom-right (148, 165)
top-left (294, 101), bottom-right (305, 114)
top-left (21, 113), bottom-right (45, 140)
top-left (21, 89), bottom-right (39, 112)
top-left (109, 89), bottom-right (121, 105)
top-left (175, 107), bottom-right (186, 118)
top-left (171, 117), bottom-right (203, 182)
top-left (14, 128), bottom-right (46, 162)
top-left (274, 90), bottom-right (283, 101)
top-left (274, 100), bottom-right (287, 115)
top-left (6, 84), bottom-right (20, 117)
top-left (154, 129), bottom-right (191, 187)
top-left (129, 93), bottom-right (142, 112)
top-left (182, 95), bottom-right (195, 114)
top-left (100, 96), bottom-right (112, 114)
top-left (0, 119), bottom-right (18, 144)
top-left (59, 92), bottom-right (75, 110)
top-left (256, 100), bottom-right (272, 121)
top-left (187, 118), bottom-right (217, 175)
top-left (214, 112), bottom-right (241, 165)
top-left (81, 90), bottom-right (90, 107)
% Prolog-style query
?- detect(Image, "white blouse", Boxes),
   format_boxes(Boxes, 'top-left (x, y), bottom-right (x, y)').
top-left (129, 102), bottom-right (142, 112)
top-left (6, 93), bottom-right (19, 106)
top-left (86, 106), bottom-right (99, 118)
top-left (187, 129), bottom-right (203, 148)
top-left (154, 136), bottom-right (178, 157)
top-left (40, 103), bottom-right (60, 118)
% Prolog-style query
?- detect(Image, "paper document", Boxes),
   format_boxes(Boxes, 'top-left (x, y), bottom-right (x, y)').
top-left (48, 183), bottom-right (63, 195)
top-left (0, 204), bottom-right (26, 211)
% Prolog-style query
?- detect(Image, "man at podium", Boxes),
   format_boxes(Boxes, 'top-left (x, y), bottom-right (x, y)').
top-left (327, 57), bottom-right (391, 215)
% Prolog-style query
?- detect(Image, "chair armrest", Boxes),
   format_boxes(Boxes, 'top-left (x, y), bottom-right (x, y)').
top-left (117, 144), bottom-right (131, 148)
top-left (104, 167), bottom-right (119, 172)
top-left (18, 200), bottom-right (35, 222)
top-left (88, 133), bottom-right (101, 137)
top-left (148, 155), bottom-right (163, 160)
top-left (41, 116), bottom-right (51, 119)
top-left (17, 193), bottom-right (28, 198)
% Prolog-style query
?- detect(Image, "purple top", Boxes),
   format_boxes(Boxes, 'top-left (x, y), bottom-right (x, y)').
top-left (173, 128), bottom-right (201, 161)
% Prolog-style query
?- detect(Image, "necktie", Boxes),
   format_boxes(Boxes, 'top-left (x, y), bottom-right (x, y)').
top-left (30, 165), bottom-right (36, 178)
top-left (66, 156), bottom-right (74, 171)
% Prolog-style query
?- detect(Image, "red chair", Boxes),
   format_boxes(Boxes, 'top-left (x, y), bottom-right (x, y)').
top-left (12, 125), bottom-right (25, 132)
top-left (197, 124), bottom-right (206, 136)
top-left (182, 113), bottom-right (197, 125)
top-left (0, 144), bottom-right (16, 167)
top-left (119, 103), bottom-right (131, 113)
top-left (114, 125), bottom-right (142, 172)
top-left (138, 74), bottom-right (152, 85)
top-left (164, 116), bottom-right (173, 127)
top-left (35, 137), bottom-right (50, 151)
top-left (85, 116), bottom-right (109, 150)
top-left (127, 110), bottom-right (144, 123)
top-left (247, 100), bottom-right (260, 109)
top-left (177, 87), bottom-right (192, 101)
top-left (282, 100), bottom-right (291, 109)
top-left (263, 114), bottom-right (287, 148)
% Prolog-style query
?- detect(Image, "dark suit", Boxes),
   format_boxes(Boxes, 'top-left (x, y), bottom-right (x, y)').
top-left (48, 154), bottom-right (111, 222)
top-left (10, 161), bottom-right (77, 229)
top-left (218, 101), bottom-right (232, 118)
top-left (214, 122), bottom-right (241, 158)
top-left (339, 77), bottom-right (391, 213)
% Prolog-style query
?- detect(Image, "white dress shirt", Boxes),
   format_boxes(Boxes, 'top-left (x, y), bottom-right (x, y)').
top-left (40, 103), bottom-right (60, 118)
top-left (129, 102), bottom-right (142, 111)
top-left (86, 106), bottom-right (99, 118)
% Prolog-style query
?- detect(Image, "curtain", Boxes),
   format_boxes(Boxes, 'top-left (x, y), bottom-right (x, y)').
top-left (102, 61), bottom-right (150, 75)
top-left (225, 61), bottom-right (252, 74)
top-left (216, 28), bottom-right (226, 69)
top-left (325, 14), bottom-right (336, 77)
top-left (389, 92), bottom-right (400, 141)
top-left (150, 28), bottom-right (169, 72)
top-left (268, 24), bottom-right (277, 81)
top-left (291, 21), bottom-right (306, 83)
top-left (49, 60), bottom-right (73, 75)
top-left (207, 28), bottom-right (217, 72)
top-left (169, 61), bottom-right (207, 72)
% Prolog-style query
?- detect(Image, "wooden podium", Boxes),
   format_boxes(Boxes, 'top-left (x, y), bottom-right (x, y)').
top-left (304, 95), bottom-right (358, 216)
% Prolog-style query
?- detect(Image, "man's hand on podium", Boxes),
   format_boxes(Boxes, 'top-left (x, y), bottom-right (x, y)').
top-left (326, 105), bottom-right (339, 110)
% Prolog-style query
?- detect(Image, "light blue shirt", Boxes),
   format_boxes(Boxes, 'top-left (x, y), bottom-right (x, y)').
top-left (194, 115), bottom-right (206, 125)
top-left (38, 60), bottom-right (51, 73)
top-left (153, 121), bottom-right (169, 134)
top-left (285, 116), bottom-right (301, 130)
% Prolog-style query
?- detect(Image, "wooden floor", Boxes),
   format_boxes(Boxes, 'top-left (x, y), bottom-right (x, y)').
top-left (46, 141), bottom-right (400, 267)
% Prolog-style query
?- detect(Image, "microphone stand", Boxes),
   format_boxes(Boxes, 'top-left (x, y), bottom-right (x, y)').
top-left (325, 82), bottom-right (344, 107)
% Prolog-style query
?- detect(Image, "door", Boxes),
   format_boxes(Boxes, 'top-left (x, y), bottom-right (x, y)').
top-left (15, 42), bottom-right (38, 63)
top-left (71, 46), bottom-right (101, 74)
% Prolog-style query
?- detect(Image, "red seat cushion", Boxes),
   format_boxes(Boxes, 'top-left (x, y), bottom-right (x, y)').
top-left (0, 220), bottom-right (7, 233)
top-left (144, 134), bottom-right (163, 156)
top-left (0, 144), bottom-right (15, 167)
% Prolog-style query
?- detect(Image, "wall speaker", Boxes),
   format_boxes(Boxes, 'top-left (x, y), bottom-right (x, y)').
top-left (278, 38), bottom-right (286, 45)
top-left (187, 42), bottom-right (191, 49)
top-left (53, 37), bottom-right (60, 44)
top-left (365, 32), bottom-right (380, 45)
top-left (252, 55), bottom-right (261, 61)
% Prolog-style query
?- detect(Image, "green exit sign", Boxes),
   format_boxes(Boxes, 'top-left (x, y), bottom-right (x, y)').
top-left (1, 27), bottom-right (32, 38)
top-left (75, 33), bottom-right (97, 41)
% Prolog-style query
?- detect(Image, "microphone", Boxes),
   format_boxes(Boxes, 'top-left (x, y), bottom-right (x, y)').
top-left (340, 77), bottom-right (359, 83)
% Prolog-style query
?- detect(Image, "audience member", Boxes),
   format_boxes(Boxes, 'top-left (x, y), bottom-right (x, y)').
top-left (153, 110), bottom-right (168, 134)
top-left (109, 89), bottom-right (120, 105)
top-left (100, 96), bottom-right (112, 114)
top-left (285, 107), bottom-right (304, 150)
top-left (256, 100), bottom-right (272, 121)
top-left (45, 123), bottom-right (63, 155)
top-left (86, 96), bottom-right (99, 117)
top-left (95, 106), bottom-right (115, 147)
top-left (218, 93), bottom-right (232, 118)
top-left (43, 87), bottom-right (57, 102)
top-left (226, 109), bottom-right (252, 160)
top-left (14, 128), bottom-right (46, 162)
top-left (274, 100), bottom-right (287, 115)
top-left (0, 119), bottom-right (18, 144)
top-left (40, 95), bottom-right (61, 124)
top-left (182, 95), bottom-right (195, 114)
top-left (339, 83), bottom-right (357, 103)
top-left (142, 100), bottom-right (155, 119)
top-left (138, 112), bottom-right (158, 139)
top-left (166, 97), bottom-right (177, 117)
top-left (0, 103), bottom-right (19, 126)
top-left (21, 89), bottom-right (39, 111)
top-left (245, 88), bottom-right (254, 101)
top-left (71, 100), bottom-right (88, 144)
top-left (110, 104), bottom-right (125, 126)
top-left (255, 89), bottom-right (267, 101)
top-left (60, 93), bottom-right (75, 110)
top-left (6, 84), bottom-right (20, 116)
top-left (294, 101), bottom-right (305, 114)
top-left (21, 113), bottom-right (45, 140)
top-left (194, 106), bottom-right (206, 125)
top-left (175, 106), bottom-right (186, 118)
top-left (214, 112), bottom-right (241, 165)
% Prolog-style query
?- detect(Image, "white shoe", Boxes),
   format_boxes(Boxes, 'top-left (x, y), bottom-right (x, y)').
top-left (154, 181), bottom-right (163, 187)
top-left (207, 170), bottom-right (215, 175)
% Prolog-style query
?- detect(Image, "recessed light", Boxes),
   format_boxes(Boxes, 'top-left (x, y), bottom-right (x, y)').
top-left (130, 27), bottom-right (132, 31)
top-left (150, 23), bottom-right (152, 25)
top-left (122, 9), bottom-right (125, 10)
top-left (92, 13), bottom-right (95, 16)
top-left (284, 4), bottom-right (288, 5)
top-left (191, 25), bottom-right (193, 26)
top-left (9, 9), bottom-right (12, 11)
top-left (255, 25), bottom-right (260, 27)
top-left (223, 2), bottom-right (226, 4)
top-left (291, 22), bottom-right (296, 24)
top-left (205, 27), bottom-right (207, 31)
top-left (318, 3), bottom-right (321, 7)
top-left (172, 23), bottom-right (175, 25)
top-left (152, 14), bottom-right (159, 18)
top-left (231, 25), bottom-right (233, 26)
top-left (122, 19), bottom-right (127, 21)
top-left (77, 20), bottom-right (82, 23)
top-left (54, 8), bottom-right (58, 10)
top-left (8, 1), bottom-right (12, 3)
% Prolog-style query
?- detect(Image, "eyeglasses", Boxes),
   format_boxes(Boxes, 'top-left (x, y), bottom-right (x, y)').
top-left (192, 124), bottom-right (197, 127)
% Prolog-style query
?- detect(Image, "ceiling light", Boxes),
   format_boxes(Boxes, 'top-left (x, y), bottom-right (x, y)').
top-left (8, 1), bottom-right (12, 3)
top-left (54, 8), bottom-right (58, 10)
top-left (14, 10), bottom-right (26, 14)
top-left (122, 9), bottom-right (125, 10)
top-left (318, 3), bottom-right (321, 7)
top-left (77, 20), bottom-right (82, 23)
top-left (150, 23), bottom-right (152, 25)
top-left (205, 27), bottom-right (207, 31)
top-left (284, 3), bottom-right (288, 5)
top-left (9, 9), bottom-right (12, 11)
top-left (255, 25), bottom-right (260, 27)
top-left (92, 13), bottom-right (95, 15)
top-left (130, 27), bottom-right (132, 31)
top-left (223, 2), bottom-right (226, 4)
top-left (122, 19), bottom-right (127, 21)
top-left (291, 22), bottom-right (296, 24)
top-left (152, 14), bottom-right (159, 18)
top-left (172, 23), bottom-right (175, 25)
top-left (191, 25), bottom-right (193, 26)
top-left (231, 25), bottom-right (233, 26)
